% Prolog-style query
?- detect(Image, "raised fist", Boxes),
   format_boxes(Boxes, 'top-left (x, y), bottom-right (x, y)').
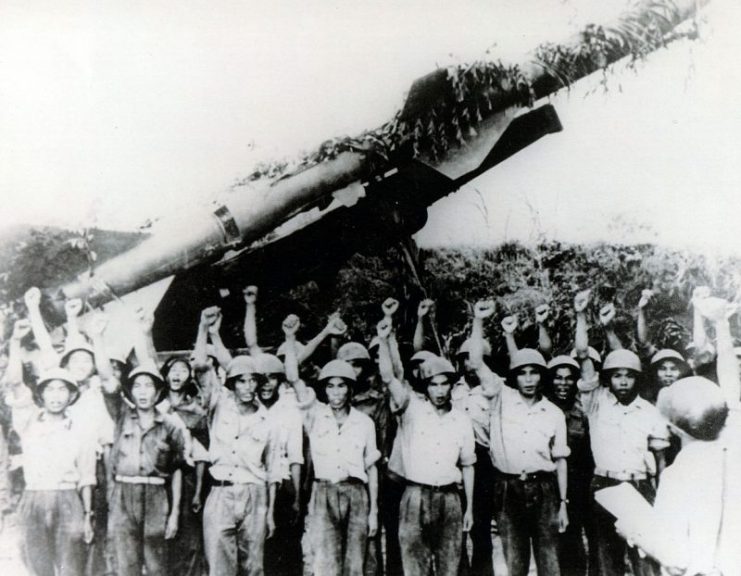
top-left (417, 299), bottom-right (435, 318)
top-left (638, 289), bottom-right (654, 309)
top-left (599, 303), bottom-right (616, 327)
top-left (501, 315), bottom-right (518, 335)
top-left (376, 318), bottom-right (393, 340)
top-left (474, 300), bottom-right (496, 320)
top-left (208, 311), bottom-right (223, 335)
top-left (382, 298), bottom-right (399, 318)
top-left (200, 306), bottom-right (221, 328)
top-left (574, 290), bottom-right (591, 313)
top-left (24, 287), bottom-right (42, 309)
top-left (243, 286), bottom-right (258, 304)
top-left (282, 314), bottom-right (300, 336)
top-left (65, 299), bottom-right (83, 319)
top-left (695, 297), bottom-right (734, 323)
top-left (325, 313), bottom-right (347, 336)
top-left (11, 319), bottom-right (31, 341)
top-left (534, 304), bottom-right (550, 324)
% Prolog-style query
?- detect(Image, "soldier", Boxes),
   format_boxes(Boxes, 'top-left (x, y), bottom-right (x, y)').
top-left (546, 355), bottom-right (594, 576)
top-left (256, 352), bottom-right (304, 576)
top-left (284, 314), bottom-right (380, 576)
top-left (574, 290), bottom-right (668, 576)
top-left (377, 317), bottom-right (475, 576)
top-left (101, 325), bottom-right (187, 576)
top-left (6, 319), bottom-right (96, 576)
top-left (468, 301), bottom-right (569, 576)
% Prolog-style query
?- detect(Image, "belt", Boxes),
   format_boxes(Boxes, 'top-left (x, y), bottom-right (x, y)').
top-left (314, 477), bottom-right (365, 486)
top-left (406, 480), bottom-right (459, 493)
top-left (497, 470), bottom-right (554, 482)
top-left (115, 475), bottom-right (166, 486)
top-left (594, 468), bottom-right (648, 481)
top-left (25, 482), bottom-right (78, 491)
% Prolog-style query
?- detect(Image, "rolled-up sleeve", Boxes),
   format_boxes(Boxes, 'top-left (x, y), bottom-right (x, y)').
top-left (286, 410), bottom-right (304, 467)
top-left (458, 418), bottom-right (477, 467)
top-left (363, 418), bottom-right (381, 470)
top-left (577, 374), bottom-right (601, 415)
top-left (76, 436), bottom-right (98, 488)
top-left (551, 410), bottom-right (571, 460)
top-left (648, 412), bottom-right (671, 452)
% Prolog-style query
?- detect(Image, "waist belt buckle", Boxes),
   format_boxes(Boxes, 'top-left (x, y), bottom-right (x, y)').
top-left (519, 472), bottom-right (528, 481)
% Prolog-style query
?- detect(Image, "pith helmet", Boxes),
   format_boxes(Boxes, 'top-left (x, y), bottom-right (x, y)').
top-left (318, 359), bottom-right (356, 382)
top-left (547, 355), bottom-right (580, 372)
top-left (255, 353), bottom-right (285, 376)
top-left (37, 367), bottom-right (80, 404)
top-left (337, 342), bottom-right (371, 362)
top-left (510, 349), bottom-right (547, 371)
top-left (650, 349), bottom-right (688, 369)
top-left (419, 356), bottom-right (457, 380)
top-left (124, 362), bottom-right (167, 403)
top-left (59, 341), bottom-right (95, 367)
top-left (603, 350), bottom-right (642, 373)
top-left (226, 356), bottom-right (258, 379)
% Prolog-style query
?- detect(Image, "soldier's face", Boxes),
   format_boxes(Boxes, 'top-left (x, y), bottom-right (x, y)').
top-left (426, 376), bottom-right (452, 407)
top-left (609, 369), bottom-right (637, 402)
top-left (233, 374), bottom-right (259, 404)
top-left (131, 375), bottom-right (159, 409)
top-left (552, 367), bottom-right (575, 401)
top-left (656, 360), bottom-right (681, 388)
top-left (325, 378), bottom-right (350, 409)
top-left (516, 366), bottom-right (541, 398)
top-left (42, 380), bottom-right (72, 413)
top-left (67, 350), bottom-right (95, 382)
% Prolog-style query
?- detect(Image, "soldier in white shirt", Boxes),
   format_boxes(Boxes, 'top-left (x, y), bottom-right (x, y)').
top-left (466, 301), bottom-right (569, 576)
top-left (377, 317), bottom-right (475, 576)
top-left (283, 315), bottom-right (380, 576)
top-left (574, 291), bottom-right (668, 576)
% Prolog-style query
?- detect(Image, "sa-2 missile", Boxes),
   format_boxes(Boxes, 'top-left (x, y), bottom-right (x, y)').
top-left (53, 0), bottom-right (704, 309)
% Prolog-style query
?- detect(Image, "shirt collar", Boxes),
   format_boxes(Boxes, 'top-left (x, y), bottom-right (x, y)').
top-left (38, 409), bottom-right (73, 429)
top-left (512, 392), bottom-right (548, 412)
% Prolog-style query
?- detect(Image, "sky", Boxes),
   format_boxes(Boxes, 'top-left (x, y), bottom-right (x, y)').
top-left (1, 0), bottom-right (739, 254)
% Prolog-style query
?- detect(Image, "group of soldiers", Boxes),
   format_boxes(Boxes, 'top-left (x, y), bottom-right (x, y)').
top-left (0, 282), bottom-right (738, 576)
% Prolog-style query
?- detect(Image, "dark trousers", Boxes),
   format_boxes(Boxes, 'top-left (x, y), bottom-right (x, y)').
top-left (168, 468), bottom-right (206, 576)
top-left (493, 473), bottom-right (561, 576)
top-left (87, 457), bottom-right (114, 576)
top-left (559, 471), bottom-right (595, 576)
top-left (109, 482), bottom-right (170, 576)
top-left (399, 484), bottom-right (463, 576)
top-left (380, 474), bottom-right (405, 576)
top-left (306, 479), bottom-right (369, 576)
top-left (20, 489), bottom-right (86, 576)
top-left (265, 479), bottom-right (302, 576)
top-left (470, 445), bottom-right (495, 576)
top-left (590, 476), bottom-right (659, 576)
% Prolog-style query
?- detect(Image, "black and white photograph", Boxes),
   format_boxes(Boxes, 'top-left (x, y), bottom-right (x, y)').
top-left (0, 1), bottom-right (740, 575)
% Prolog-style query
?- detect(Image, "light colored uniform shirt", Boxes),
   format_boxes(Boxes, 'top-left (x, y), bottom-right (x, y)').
top-left (17, 409), bottom-right (97, 490)
top-left (263, 393), bottom-right (304, 482)
top-left (68, 377), bottom-right (115, 455)
top-left (395, 391), bottom-right (476, 486)
top-left (299, 388), bottom-right (380, 484)
top-left (452, 379), bottom-right (491, 448)
top-left (578, 376), bottom-right (670, 476)
top-left (486, 385), bottom-right (570, 474)
top-left (208, 386), bottom-right (279, 484)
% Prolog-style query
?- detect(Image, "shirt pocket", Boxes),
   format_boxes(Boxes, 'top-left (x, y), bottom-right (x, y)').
top-left (153, 438), bottom-right (173, 472)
